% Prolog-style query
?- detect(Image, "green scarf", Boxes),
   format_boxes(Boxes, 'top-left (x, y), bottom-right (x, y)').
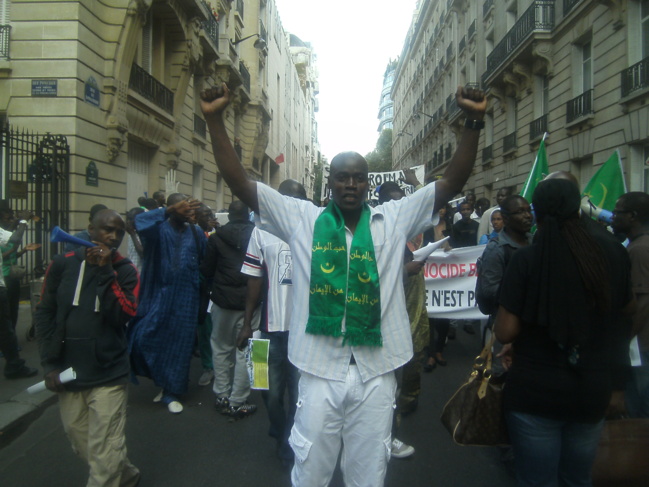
top-left (307, 201), bottom-right (382, 347)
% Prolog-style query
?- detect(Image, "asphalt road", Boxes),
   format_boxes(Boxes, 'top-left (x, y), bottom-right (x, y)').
top-left (0, 326), bottom-right (515, 487)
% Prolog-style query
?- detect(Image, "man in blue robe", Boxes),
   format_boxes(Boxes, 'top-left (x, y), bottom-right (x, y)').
top-left (128, 193), bottom-right (205, 413)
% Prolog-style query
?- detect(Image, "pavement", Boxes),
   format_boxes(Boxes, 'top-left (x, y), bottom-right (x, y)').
top-left (0, 302), bottom-right (56, 448)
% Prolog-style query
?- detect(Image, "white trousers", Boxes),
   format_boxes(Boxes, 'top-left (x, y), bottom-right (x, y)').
top-left (289, 366), bottom-right (397, 487)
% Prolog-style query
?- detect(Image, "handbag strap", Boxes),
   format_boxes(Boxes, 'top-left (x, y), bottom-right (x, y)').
top-left (477, 332), bottom-right (497, 399)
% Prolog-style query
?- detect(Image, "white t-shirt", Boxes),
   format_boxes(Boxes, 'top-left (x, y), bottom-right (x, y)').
top-left (241, 227), bottom-right (293, 333)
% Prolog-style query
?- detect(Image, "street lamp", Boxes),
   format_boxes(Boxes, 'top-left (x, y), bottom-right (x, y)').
top-left (233, 33), bottom-right (267, 50)
top-left (397, 131), bottom-right (413, 137)
top-left (417, 111), bottom-right (435, 120)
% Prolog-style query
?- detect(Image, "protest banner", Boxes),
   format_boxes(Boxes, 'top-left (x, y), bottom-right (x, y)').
top-left (424, 245), bottom-right (486, 319)
top-left (320, 164), bottom-right (415, 203)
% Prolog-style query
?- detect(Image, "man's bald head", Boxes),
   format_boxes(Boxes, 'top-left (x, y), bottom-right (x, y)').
top-left (228, 200), bottom-right (249, 221)
top-left (167, 193), bottom-right (187, 207)
top-left (278, 179), bottom-right (307, 200)
top-left (88, 209), bottom-right (126, 249)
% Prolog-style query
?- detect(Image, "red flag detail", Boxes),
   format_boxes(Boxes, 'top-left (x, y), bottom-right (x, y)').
top-left (275, 153), bottom-right (285, 164)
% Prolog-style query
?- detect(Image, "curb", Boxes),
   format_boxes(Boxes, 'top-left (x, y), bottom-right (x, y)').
top-left (0, 389), bottom-right (56, 449)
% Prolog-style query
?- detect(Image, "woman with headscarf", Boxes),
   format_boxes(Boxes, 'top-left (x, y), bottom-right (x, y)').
top-left (495, 178), bottom-right (634, 487)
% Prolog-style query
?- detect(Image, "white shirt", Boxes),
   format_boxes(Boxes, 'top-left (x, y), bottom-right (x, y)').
top-left (0, 227), bottom-right (14, 288)
top-left (453, 210), bottom-right (480, 223)
top-left (256, 181), bottom-right (438, 382)
top-left (241, 227), bottom-right (293, 333)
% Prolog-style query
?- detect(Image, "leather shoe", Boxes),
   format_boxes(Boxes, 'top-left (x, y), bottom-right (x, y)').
top-left (423, 359), bottom-right (436, 372)
top-left (5, 365), bottom-right (38, 380)
top-left (435, 354), bottom-right (448, 366)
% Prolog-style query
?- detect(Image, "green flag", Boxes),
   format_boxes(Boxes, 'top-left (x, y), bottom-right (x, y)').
top-left (582, 150), bottom-right (627, 211)
top-left (520, 134), bottom-right (549, 202)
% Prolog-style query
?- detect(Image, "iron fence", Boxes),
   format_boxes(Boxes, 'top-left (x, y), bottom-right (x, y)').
top-left (529, 114), bottom-right (547, 140)
top-left (129, 63), bottom-right (174, 114)
top-left (566, 89), bottom-right (593, 123)
top-left (504, 131), bottom-right (517, 153)
top-left (0, 25), bottom-right (10, 59)
top-left (621, 56), bottom-right (649, 98)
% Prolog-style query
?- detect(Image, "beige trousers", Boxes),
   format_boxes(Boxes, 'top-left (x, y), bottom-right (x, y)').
top-left (59, 385), bottom-right (140, 487)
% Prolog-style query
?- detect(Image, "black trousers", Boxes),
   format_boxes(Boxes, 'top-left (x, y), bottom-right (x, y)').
top-left (0, 286), bottom-right (23, 372)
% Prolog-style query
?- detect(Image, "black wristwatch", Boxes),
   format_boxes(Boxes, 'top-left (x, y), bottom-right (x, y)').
top-left (464, 119), bottom-right (485, 130)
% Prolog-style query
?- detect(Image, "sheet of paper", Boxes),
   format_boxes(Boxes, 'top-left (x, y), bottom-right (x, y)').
top-left (246, 338), bottom-right (270, 390)
top-left (630, 336), bottom-right (642, 367)
top-left (27, 367), bottom-right (76, 394)
top-left (412, 237), bottom-right (450, 261)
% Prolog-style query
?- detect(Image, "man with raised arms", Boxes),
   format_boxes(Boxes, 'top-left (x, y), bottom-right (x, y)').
top-left (201, 84), bottom-right (486, 487)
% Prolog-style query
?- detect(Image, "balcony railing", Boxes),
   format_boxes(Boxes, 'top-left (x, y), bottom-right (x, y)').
top-left (445, 144), bottom-right (452, 161)
top-left (446, 44), bottom-right (454, 61)
top-left (194, 113), bottom-right (206, 138)
top-left (566, 89), bottom-right (593, 123)
top-left (563, 0), bottom-right (582, 16)
top-left (240, 62), bottom-right (251, 93)
top-left (529, 114), bottom-right (547, 140)
top-left (483, 0), bottom-right (494, 17)
top-left (482, 144), bottom-right (493, 164)
top-left (0, 25), bottom-right (10, 60)
top-left (459, 36), bottom-right (466, 54)
top-left (504, 131), bottom-right (517, 153)
top-left (129, 63), bottom-right (174, 114)
top-left (203, 13), bottom-right (219, 46)
top-left (468, 20), bottom-right (476, 40)
top-left (621, 56), bottom-right (649, 98)
top-left (483, 1), bottom-right (555, 82)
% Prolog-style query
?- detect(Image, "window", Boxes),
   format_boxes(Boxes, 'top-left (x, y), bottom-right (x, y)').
top-left (643, 0), bottom-right (649, 58)
top-left (581, 41), bottom-right (592, 92)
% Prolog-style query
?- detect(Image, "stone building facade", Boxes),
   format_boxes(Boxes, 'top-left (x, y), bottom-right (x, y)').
top-left (0, 0), bottom-right (319, 233)
top-left (392, 0), bottom-right (649, 203)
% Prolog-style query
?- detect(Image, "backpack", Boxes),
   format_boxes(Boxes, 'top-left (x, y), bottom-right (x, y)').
top-left (475, 238), bottom-right (515, 316)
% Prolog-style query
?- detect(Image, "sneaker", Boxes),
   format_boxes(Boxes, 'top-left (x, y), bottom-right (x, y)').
top-left (228, 402), bottom-right (257, 418)
top-left (4, 365), bottom-right (38, 380)
top-left (391, 438), bottom-right (415, 459)
top-left (153, 390), bottom-right (163, 403)
top-left (167, 401), bottom-right (183, 414)
top-left (198, 369), bottom-right (214, 386)
top-left (215, 396), bottom-right (230, 414)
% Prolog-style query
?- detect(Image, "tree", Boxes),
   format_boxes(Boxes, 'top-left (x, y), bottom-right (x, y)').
top-left (365, 129), bottom-right (393, 173)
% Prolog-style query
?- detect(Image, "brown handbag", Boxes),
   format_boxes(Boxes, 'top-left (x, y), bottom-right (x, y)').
top-left (592, 418), bottom-right (649, 486)
top-left (440, 334), bottom-right (510, 446)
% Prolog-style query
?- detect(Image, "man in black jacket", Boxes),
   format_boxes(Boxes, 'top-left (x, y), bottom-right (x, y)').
top-left (35, 209), bottom-right (140, 487)
top-left (201, 200), bottom-right (258, 418)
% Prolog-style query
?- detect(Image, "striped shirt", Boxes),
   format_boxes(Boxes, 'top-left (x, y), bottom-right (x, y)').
top-left (256, 182), bottom-right (438, 382)
top-left (241, 227), bottom-right (293, 333)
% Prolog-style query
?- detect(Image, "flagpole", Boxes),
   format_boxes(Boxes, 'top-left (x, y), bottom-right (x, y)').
top-left (616, 148), bottom-right (628, 192)
top-left (520, 132), bottom-right (548, 199)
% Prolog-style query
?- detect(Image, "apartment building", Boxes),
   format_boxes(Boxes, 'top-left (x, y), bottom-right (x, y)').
top-left (393, 0), bottom-right (648, 203)
top-left (0, 0), bottom-right (319, 242)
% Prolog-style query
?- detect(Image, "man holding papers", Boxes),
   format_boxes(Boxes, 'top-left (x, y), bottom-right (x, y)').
top-left (35, 209), bottom-right (141, 487)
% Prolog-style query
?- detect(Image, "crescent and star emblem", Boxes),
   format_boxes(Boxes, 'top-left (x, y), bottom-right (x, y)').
top-left (358, 273), bottom-right (371, 283)
top-left (320, 263), bottom-right (335, 274)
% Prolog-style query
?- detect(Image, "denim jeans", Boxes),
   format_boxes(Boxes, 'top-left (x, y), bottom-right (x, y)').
top-left (506, 410), bottom-right (604, 487)
top-left (261, 331), bottom-right (299, 460)
top-left (626, 351), bottom-right (649, 418)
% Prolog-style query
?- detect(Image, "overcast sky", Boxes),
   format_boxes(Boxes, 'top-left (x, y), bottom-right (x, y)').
top-left (273, 0), bottom-right (417, 161)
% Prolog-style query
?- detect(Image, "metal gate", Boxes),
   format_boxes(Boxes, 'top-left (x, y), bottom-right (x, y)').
top-left (0, 124), bottom-right (70, 281)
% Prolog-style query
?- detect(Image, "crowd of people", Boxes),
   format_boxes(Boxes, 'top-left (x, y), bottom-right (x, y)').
top-left (0, 82), bottom-right (641, 487)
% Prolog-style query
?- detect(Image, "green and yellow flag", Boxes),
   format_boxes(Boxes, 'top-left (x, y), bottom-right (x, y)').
top-left (582, 150), bottom-right (627, 211)
top-left (520, 133), bottom-right (549, 202)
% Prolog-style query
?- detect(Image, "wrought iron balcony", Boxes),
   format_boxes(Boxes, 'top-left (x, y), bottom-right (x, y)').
top-left (529, 114), bottom-right (547, 140)
top-left (0, 25), bottom-right (10, 60)
top-left (566, 89), bottom-right (593, 123)
top-left (483, 1), bottom-right (555, 83)
top-left (240, 62), bottom-right (251, 93)
top-left (446, 44), bottom-right (454, 61)
top-left (482, 144), bottom-right (493, 164)
top-left (129, 63), bottom-right (174, 114)
top-left (459, 36), bottom-right (466, 54)
top-left (194, 113), bottom-right (206, 138)
top-left (483, 0), bottom-right (494, 17)
top-left (563, 0), bottom-right (582, 16)
top-left (621, 56), bottom-right (649, 98)
top-left (445, 143), bottom-right (452, 161)
top-left (202, 12), bottom-right (219, 46)
top-left (503, 131), bottom-right (517, 153)
top-left (468, 20), bottom-right (476, 40)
